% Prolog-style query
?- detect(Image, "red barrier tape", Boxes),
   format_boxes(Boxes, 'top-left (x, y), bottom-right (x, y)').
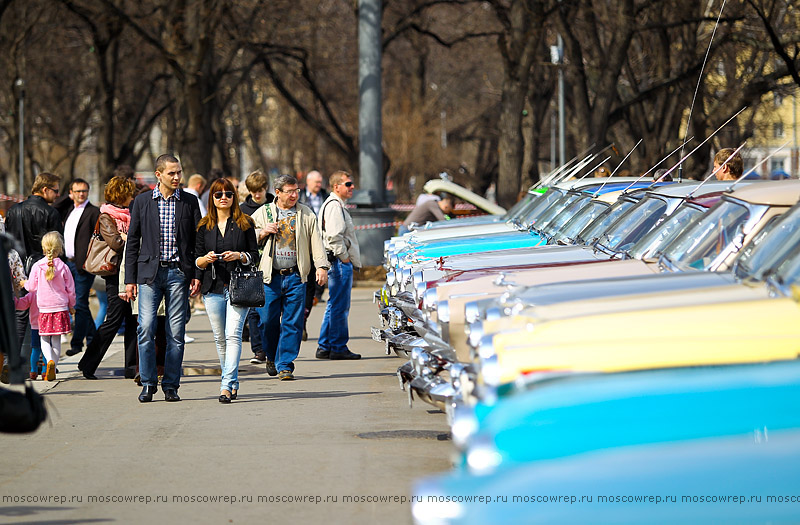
top-left (0, 194), bottom-right (24, 203)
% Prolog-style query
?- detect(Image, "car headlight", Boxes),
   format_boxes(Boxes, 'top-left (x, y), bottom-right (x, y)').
top-left (464, 300), bottom-right (481, 324)
top-left (467, 321), bottom-right (484, 354)
top-left (466, 435), bottom-right (502, 474)
top-left (400, 268), bottom-right (412, 291)
top-left (450, 402), bottom-right (479, 450)
top-left (423, 287), bottom-right (438, 313)
top-left (437, 300), bottom-right (450, 324)
top-left (479, 354), bottom-right (500, 387)
top-left (476, 334), bottom-right (496, 360)
top-left (485, 306), bottom-right (502, 322)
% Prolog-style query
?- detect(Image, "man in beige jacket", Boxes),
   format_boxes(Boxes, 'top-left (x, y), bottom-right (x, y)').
top-left (252, 174), bottom-right (329, 380)
top-left (316, 170), bottom-right (362, 360)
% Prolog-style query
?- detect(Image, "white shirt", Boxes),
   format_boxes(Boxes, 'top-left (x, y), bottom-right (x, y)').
top-left (184, 187), bottom-right (207, 217)
top-left (64, 200), bottom-right (88, 260)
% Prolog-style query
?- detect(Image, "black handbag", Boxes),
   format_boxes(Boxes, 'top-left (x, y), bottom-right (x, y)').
top-left (230, 264), bottom-right (265, 308)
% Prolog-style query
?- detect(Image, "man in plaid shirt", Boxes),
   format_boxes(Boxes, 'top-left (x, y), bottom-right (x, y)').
top-left (125, 154), bottom-right (202, 403)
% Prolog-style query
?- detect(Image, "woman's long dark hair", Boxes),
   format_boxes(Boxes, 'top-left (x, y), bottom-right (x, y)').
top-left (197, 178), bottom-right (253, 232)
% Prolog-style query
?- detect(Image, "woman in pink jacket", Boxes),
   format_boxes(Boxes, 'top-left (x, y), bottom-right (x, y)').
top-left (25, 232), bottom-right (75, 381)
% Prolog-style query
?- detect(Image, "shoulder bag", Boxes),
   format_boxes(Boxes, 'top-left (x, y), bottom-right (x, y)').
top-left (83, 214), bottom-right (120, 276)
top-left (230, 263), bottom-right (265, 308)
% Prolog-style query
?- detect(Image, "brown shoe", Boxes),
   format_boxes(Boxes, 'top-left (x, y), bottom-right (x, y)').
top-left (29, 371), bottom-right (38, 380)
top-left (45, 360), bottom-right (56, 381)
top-left (278, 370), bottom-right (294, 381)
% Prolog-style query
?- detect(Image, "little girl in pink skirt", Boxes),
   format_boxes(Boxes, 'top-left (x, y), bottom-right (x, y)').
top-left (25, 232), bottom-right (75, 381)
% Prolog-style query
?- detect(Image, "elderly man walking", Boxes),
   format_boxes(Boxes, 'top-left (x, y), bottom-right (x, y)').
top-left (316, 170), bottom-right (362, 360)
top-left (252, 174), bottom-right (329, 381)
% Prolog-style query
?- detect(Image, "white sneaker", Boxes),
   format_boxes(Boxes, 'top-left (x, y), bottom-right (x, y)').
top-left (184, 335), bottom-right (195, 343)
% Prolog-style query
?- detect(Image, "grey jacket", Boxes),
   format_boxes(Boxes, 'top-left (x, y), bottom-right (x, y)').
top-left (320, 193), bottom-right (362, 268)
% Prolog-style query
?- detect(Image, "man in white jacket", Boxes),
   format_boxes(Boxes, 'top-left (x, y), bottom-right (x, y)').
top-left (316, 170), bottom-right (362, 360)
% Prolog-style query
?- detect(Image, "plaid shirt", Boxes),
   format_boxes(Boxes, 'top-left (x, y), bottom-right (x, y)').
top-left (152, 185), bottom-right (181, 262)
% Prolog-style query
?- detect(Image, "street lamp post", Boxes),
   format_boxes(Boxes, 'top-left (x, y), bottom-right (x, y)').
top-left (14, 78), bottom-right (25, 196)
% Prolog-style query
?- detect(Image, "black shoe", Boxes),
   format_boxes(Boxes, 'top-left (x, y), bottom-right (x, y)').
top-left (164, 389), bottom-right (181, 402)
top-left (82, 370), bottom-right (98, 380)
top-left (265, 361), bottom-right (278, 376)
top-left (66, 347), bottom-right (82, 357)
top-left (315, 348), bottom-right (331, 359)
top-left (138, 385), bottom-right (157, 403)
top-left (218, 394), bottom-right (231, 404)
top-left (330, 350), bottom-right (361, 360)
top-left (302, 329), bottom-right (308, 341)
top-left (250, 351), bottom-right (266, 365)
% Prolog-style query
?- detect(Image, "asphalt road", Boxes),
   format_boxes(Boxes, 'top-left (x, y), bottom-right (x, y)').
top-left (0, 287), bottom-right (451, 524)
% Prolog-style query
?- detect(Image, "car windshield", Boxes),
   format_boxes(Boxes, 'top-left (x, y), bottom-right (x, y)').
top-left (733, 205), bottom-right (800, 281)
top-left (541, 195), bottom-right (593, 237)
top-left (531, 193), bottom-right (583, 232)
top-left (769, 244), bottom-right (800, 294)
top-left (659, 199), bottom-right (751, 271)
top-left (576, 198), bottom-right (637, 245)
top-left (520, 189), bottom-right (564, 228)
top-left (595, 196), bottom-right (669, 254)
top-left (504, 192), bottom-right (538, 222)
top-left (628, 205), bottom-right (704, 260)
top-left (551, 200), bottom-right (611, 244)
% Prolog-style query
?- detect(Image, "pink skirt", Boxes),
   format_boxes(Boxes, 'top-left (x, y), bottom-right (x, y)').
top-left (38, 311), bottom-right (72, 336)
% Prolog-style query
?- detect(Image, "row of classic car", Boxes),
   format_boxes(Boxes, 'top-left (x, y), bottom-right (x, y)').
top-left (373, 166), bottom-right (800, 523)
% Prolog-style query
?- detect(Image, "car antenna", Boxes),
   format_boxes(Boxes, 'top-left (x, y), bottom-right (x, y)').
top-left (593, 139), bottom-right (643, 196)
top-left (724, 139), bottom-right (792, 193)
top-left (677, 0), bottom-right (728, 183)
top-left (686, 140), bottom-right (747, 198)
top-left (644, 107), bottom-right (747, 192)
top-left (535, 143), bottom-right (597, 189)
top-left (569, 155), bottom-right (613, 189)
top-left (620, 138), bottom-right (694, 194)
top-left (556, 143), bottom-right (617, 188)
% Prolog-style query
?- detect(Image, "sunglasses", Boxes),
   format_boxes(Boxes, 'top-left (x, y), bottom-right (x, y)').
top-left (213, 191), bottom-right (235, 199)
top-left (341, 181), bottom-right (354, 188)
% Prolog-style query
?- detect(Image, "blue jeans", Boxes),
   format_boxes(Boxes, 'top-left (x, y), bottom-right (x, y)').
top-left (258, 272), bottom-right (306, 372)
top-left (137, 266), bottom-right (189, 390)
top-left (319, 259), bottom-right (353, 354)
top-left (67, 261), bottom-right (97, 352)
top-left (94, 287), bottom-right (108, 329)
top-left (203, 289), bottom-right (248, 393)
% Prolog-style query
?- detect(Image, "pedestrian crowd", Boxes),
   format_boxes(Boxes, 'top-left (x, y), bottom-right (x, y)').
top-left (0, 155), bottom-right (362, 404)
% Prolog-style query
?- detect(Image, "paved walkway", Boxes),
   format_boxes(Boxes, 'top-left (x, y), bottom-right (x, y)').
top-left (0, 288), bottom-right (450, 524)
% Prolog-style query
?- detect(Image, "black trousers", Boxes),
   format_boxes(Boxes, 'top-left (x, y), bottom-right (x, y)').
top-left (78, 273), bottom-right (138, 376)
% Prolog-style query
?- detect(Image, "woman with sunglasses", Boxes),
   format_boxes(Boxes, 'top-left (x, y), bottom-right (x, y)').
top-left (195, 178), bottom-right (259, 403)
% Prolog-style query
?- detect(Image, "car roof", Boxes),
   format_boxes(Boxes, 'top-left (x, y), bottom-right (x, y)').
top-left (725, 179), bottom-right (800, 206)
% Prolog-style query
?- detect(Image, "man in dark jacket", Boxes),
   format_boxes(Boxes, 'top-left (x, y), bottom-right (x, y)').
top-left (60, 178), bottom-right (101, 356)
top-left (125, 154), bottom-right (201, 403)
top-left (6, 173), bottom-right (63, 264)
top-left (5, 173), bottom-right (64, 380)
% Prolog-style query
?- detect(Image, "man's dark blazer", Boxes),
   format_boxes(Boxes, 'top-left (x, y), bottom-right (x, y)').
top-left (298, 188), bottom-right (329, 214)
top-left (63, 202), bottom-right (101, 273)
top-left (124, 189), bottom-right (201, 285)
